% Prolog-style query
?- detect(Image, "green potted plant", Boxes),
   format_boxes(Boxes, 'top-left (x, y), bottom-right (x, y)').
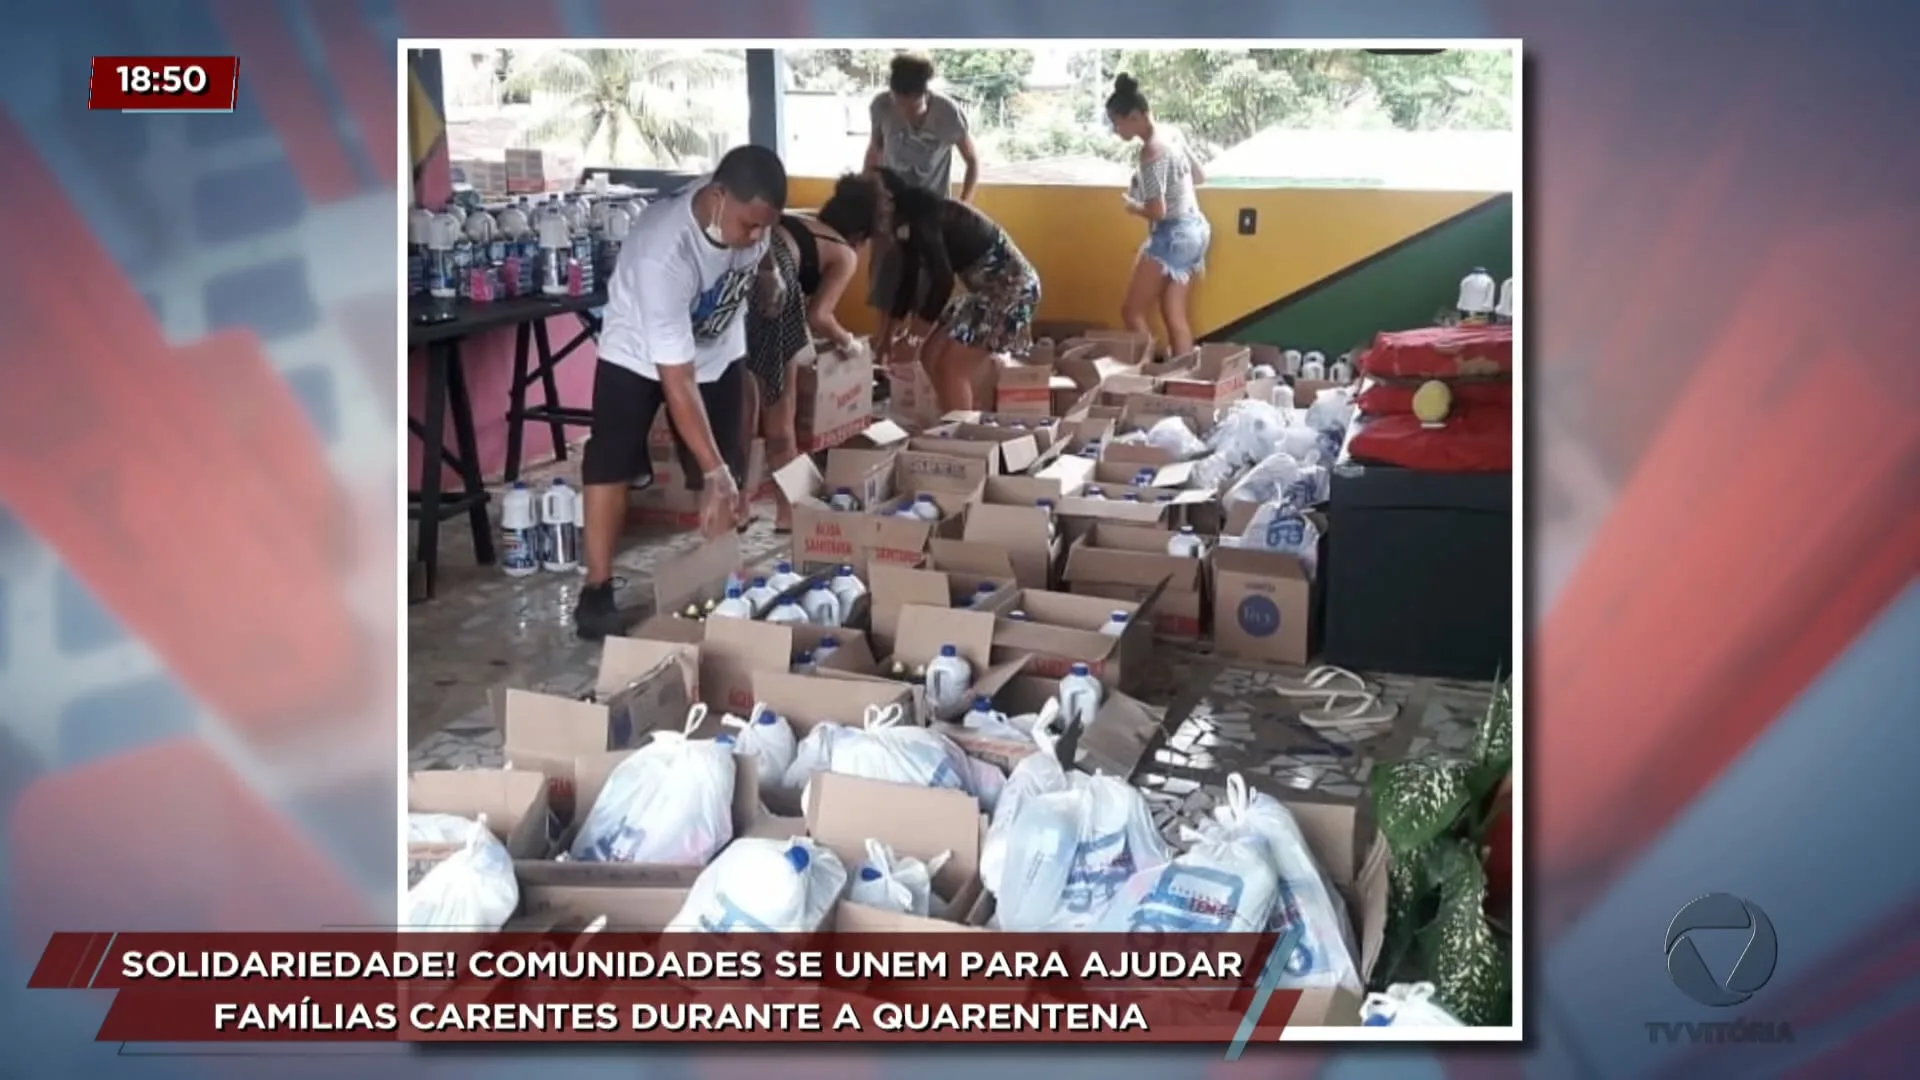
top-left (1366, 678), bottom-right (1513, 1025)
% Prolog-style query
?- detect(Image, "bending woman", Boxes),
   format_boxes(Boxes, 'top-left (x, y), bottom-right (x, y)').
top-left (818, 169), bottom-right (1040, 414)
top-left (745, 211), bottom-right (862, 529)
top-left (1109, 74), bottom-right (1210, 358)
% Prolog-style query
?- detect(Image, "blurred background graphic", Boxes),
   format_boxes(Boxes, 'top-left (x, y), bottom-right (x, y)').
top-left (0, 0), bottom-right (1916, 1077)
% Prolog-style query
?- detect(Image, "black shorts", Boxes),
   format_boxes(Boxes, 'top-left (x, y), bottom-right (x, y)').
top-left (580, 359), bottom-right (748, 490)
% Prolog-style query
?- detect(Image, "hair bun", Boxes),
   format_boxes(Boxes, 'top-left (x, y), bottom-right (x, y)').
top-left (1114, 73), bottom-right (1138, 94)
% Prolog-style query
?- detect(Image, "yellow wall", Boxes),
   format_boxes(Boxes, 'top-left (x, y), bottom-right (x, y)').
top-left (787, 177), bottom-right (1493, 336)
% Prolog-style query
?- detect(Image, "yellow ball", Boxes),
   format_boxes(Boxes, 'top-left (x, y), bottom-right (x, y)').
top-left (1412, 380), bottom-right (1453, 423)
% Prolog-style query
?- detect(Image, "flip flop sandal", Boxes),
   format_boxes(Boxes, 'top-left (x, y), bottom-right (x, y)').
top-left (1297, 693), bottom-right (1399, 732)
top-left (1272, 665), bottom-right (1381, 706)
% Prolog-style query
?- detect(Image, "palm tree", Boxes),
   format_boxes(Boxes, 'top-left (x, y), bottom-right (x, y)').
top-left (503, 48), bottom-right (744, 168)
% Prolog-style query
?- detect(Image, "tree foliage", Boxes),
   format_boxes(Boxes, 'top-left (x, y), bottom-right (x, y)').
top-left (503, 48), bottom-right (743, 168)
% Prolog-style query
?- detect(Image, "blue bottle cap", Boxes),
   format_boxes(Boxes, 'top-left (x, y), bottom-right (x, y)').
top-left (939, 644), bottom-right (958, 657)
top-left (784, 845), bottom-right (811, 873)
top-left (820, 635), bottom-right (839, 648)
top-left (917, 493), bottom-right (937, 503)
top-left (776, 561), bottom-right (793, 573)
top-left (758, 709), bottom-right (781, 725)
top-left (724, 585), bottom-right (743, 598)
top-left (1123, 494), bottom-right (1140, 501)
top-left (512, 481), bottom-right (528, 489)
top-left (1070, 662), bottom-right (1091, 676)
top-left (972, 696), bottom-right (993, 711)
top-left (838, 564), bottom-right (856, 574)
top-left (859, 866), bottom-right (883, 882)
top-left (1110, 611), bottom-right (1129, 623)
top-left (975, 582), bottom-right (997, 594)
top-left (752, 576), bottom-right (768, 587)
top-left (552, 477), bottom-right (567, 485)
top-left (1036, 498), bottom-right (1054, 509)
top-left (834, 486), bottom-right (853, 495)
top-left (794, 651), bottom-right (814, 665)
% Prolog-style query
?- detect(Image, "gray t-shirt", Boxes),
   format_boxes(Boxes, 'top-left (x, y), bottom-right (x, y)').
top-left (869, 91), bottom-right (969, 195)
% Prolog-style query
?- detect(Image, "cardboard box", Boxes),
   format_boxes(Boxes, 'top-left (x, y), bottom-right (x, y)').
top-left (937, 676), bottom-right (1166, 779)
top-left (988, 585), bottom-right (1164, 693)
top-left (795, 342), bottom-right (875, 451)
top-left (497, 638), bottom-right (697, 812)
top-left (1121, 392), bottom-right (1222, 435)
top-left (1282, 800), bottom-right (1391, 1026)
top-left (638, 615), bottom-right (879, 716)
top-left (878, 605), bottom-right (1029, 722)
top-left (1159, 343), bottom-right (1252, 403)
top-left (408, 769), bottom-right (552, 867)
top-left (1069, 329), bottom-right (1156, 366)
top-left (864, 559), bottom-right (1018, 653)
top-left (910, 423), bottom-right (1048, 475)
top-left (886, 362), bottom-right (941, 426)
top-left (1063, 523), bottom-right (1209, 641)
top-left (1211, 545), bottom-right (1315, 665)
top-left (806, 771), bottom-right (986, 930)
top-left (959, 475), bottom-right (1078, 588)
top-left (1292, 377), bottom-right (1338, 408)
top-left (631, 437), bottom-right (770, 527)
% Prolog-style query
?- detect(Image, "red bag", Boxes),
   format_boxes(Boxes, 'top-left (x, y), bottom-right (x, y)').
top-left (1357, 378), bottom-right (1512, 416)
top-left (1346, 408), bottom-right (1513, 473)
top-left (1360, 325), bottom-right (1513, 380)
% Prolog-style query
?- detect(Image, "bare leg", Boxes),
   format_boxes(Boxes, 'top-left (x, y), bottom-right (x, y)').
top-left (762, 363), bottom-right (801, 528)
top-left (581, 482), bottom-right (627, 585)
top-left (929, 333), bottom-right (985, 414)
top-left (1160, 276), bottom-right (1196, 357)
top-left (1121, 253), bottom-right (1167, 355)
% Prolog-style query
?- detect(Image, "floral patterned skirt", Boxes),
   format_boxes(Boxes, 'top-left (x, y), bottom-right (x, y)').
top-left (942, 231), bottom-right (1041, 357)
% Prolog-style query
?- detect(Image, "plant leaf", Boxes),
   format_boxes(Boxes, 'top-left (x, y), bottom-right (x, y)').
top-left (1370, 758), bottom-right (1475, 855)
top-left (1474, 678), bottom-right (1512, 772)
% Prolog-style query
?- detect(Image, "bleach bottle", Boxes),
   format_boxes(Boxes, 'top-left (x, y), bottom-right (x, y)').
top-left (924, 645), bottom-right (974, 715)
top-left (767, 560), bottom-right (806, 595)
top-left (1057, 662), bottom-right (1104, 732)
top-left (499, 482), bottom-right (538, 577)
top-left (1166, 525), bottom-right (1205, 558)
top-left (800, 579), bottom-right (842, 626)
top-left (1100, 611), bottom-right (1132, 636)
top-left (829, 565), bottom-right (867, 612)
top-left (540, 479), bottom-right (580, 572)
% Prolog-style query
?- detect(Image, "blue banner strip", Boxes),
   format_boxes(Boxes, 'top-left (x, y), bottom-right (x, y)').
top-left (1225, 924), bottom-right (1305, 1060)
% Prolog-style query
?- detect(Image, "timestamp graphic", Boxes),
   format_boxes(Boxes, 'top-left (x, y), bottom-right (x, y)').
top-left (89, 56), bottom-right (240, 112)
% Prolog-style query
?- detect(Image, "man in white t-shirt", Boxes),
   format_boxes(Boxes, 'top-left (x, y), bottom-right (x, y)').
top-left (575, 145), bottom-right (787, 640)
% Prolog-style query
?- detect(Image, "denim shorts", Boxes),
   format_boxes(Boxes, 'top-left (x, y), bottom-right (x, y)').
top-left (1143, 214), bottom-right (1211, 282)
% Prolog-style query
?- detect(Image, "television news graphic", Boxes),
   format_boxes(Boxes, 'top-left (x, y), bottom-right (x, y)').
top-left (30, 930), bottom-right (1320, 1043)
top-left (89, 57), bottom-right (241, 112)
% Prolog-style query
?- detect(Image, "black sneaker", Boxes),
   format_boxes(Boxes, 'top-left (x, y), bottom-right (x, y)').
top-left (573, 580), bottom-right (629, 640)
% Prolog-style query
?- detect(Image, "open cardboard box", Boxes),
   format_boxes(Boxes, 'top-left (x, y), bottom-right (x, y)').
top-left (498, 637), bottom-right (697, 813)
top-left (938, 411), bottom-right (1067, 452)
top-left (1210, 508), bottom-right (1326, 666)
top-left (864, 558), bottom-right (1018, 654)
top-left (862, 605), bottom-right (1030, 723)
top-left (1052, 482), bottom-right (1212, 530)
top-left (806, 771), bottom-right (988, 931)
top-left (1121, 392), bottom-right (1221, 435)
top-left (633, 533), bottom-right (751, 630)
top-left (937, 675), bottom-right (1166, 779)
top-left (1280, 799), bottom-right (1391, 1026)
top-left (958, 475), bottom-right (1080, 588)
top-left (988, 583), bottom-right (1163, 693)
top-left (1159, 343), bottom-right (1252, 403)
top-left (748, 668), bottom-right (918, 816)
top-left (793, 340), bottom-right (876, 452)
top-left (908, 421), bottom-right (1050, 475)
top-left (1092, 458), bottom-right (1199, 491)
top-left (1063, 522), bottom-right (1210, 642)
top-left (408, 768), bottom-right (552, 869)
top-left (636, 615), bottom-right (880, 715)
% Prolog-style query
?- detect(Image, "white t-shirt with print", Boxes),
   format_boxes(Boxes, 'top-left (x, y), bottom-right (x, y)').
top-left (596, 179), bottom-right (770, 384)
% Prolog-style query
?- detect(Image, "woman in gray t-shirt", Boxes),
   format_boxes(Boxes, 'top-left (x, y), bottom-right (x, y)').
top-left (1108, 74), bottom-right (1211, 358)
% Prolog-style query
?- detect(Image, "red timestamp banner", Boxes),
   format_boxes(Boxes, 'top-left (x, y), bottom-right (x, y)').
top-left (89, 56), bottom-right (240, 112)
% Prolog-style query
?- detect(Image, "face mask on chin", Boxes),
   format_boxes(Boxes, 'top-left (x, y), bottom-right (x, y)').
top-left (704, 191), bottom-right (729, 246)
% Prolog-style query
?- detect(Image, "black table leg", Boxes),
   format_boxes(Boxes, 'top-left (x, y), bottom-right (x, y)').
top-left (504, 321), bottom-right (533, 482)
top-left (531, 318), bottom-right (569, 462)
top-left (444, 342), bottom-right (497, 566)
top-left (416, 343), bottom-right (450, 598)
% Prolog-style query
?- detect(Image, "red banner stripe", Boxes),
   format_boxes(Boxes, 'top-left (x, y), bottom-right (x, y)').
top-left (25, 932), bottom-right (101, 989)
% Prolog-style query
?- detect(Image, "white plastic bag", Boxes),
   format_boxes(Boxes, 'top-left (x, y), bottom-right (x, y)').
top-left (1206, 399), bottom-right (1288, 467)
top-left (1196, 775), bottom-right (1362, 990)
top-left (1143, 416), bottom-right (1208, 460)
top-left (1224, 451), bottom-right (1303, 506)
top-left (822, 703), bottom-right (977, 793)
top-left (409, 812), bottom-right (483, 847)
top-left (1237, 503), bottom-right (1322, 574)
top-left (724, 703), bottom-right (797, 789)
top-left (666, 837), bottom-right (847, 933)
top-left (1362, 983), bottom-right (1466, 1027)
top-left (1188, 451), bottom-right (1239, 491)
top-left (966, 756), bottom-right (1006, 813)
top-left (1097, 819), bottom-right (1279, 933)
top-left (570, 704), bottom-right (735, 865)
top-left (1305, 386), bottom-right (1355, 433)
top-left (846, 838), bottom-right (952, 917)
top-left (404, 814), bottom-right (519, 931)
top-left (1275, 424), bottom-right (1325, 465)
top-left (784, 720), bottom-right (849, 791)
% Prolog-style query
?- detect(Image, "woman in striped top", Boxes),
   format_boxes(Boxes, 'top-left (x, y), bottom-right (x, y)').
top-left (1109, 74), bottom-right (1211, 358)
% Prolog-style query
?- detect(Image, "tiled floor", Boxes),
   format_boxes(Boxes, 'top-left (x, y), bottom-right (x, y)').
top-left (408, 452), bottom-right (1496, 839)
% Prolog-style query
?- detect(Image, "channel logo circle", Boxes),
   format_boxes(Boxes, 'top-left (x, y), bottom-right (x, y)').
top-left (1665, 892), bottom-right (1778, 1007)
top-left (1235, 595), bottom-right (1282, 638)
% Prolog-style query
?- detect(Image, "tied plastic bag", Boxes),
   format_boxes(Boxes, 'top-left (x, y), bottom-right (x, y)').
top-left (846, 838), bottom-right (953, 917)
top-left (1224, 451), bottom-right (1302, 506)
top-left (1198, 774), bottom-right (1362, 990)
top-left (1096, 818), bottom-right (1280, 934)
top-left (1143, 416), bottom-right (1208, 460)
top-left (723, 703), bottom-right (797, 789)
top-left (404, 814), bottom-right (519, 931)
top-left (1275, 424), bottom-right (1325, 465)
top-left (569, 704), bottom-right (735, 865)
top-left (1362, 983), bottom-right (1465, 1027)
top-left (1188, 451), bottom-right (1239, 491)
top-left (1306, 386), bottom-right (1355, 433)
top-left (1206, 399), bottom-right (1288, 468)
top-left (1235, 504), bottom-right (1322, 574)
top-left (667, 837), bottom-right (847, 933)
top-left (817, 703), bottom-right (977, 794)
top-left (783, 720), bottom-right (850, 791)
top-left (409, 812), bottom-right (483, 847)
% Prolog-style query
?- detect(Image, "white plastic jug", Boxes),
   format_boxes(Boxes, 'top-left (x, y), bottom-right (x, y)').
top-left (1133, 468), bottom-right (1159, 488)
top-left (828, 487), bottom-right (861, 512)
top-left (538, 213), bottom-right (572, 297)
top-left (967, 582), bottom-right (1000, 609)
top-left (800, 580), bottom-right (842, 626)
top-left (1083, 486), bottom-right (1107, 500)
top-left (924, 645), bottom-right (974, 715)
top-left (765, 600), bottom-right (809, 625)
top-left (829, 565), bottom-right (867, 613)
top-left (1057, 662), bottom-right (1104, 733)
top-left (791, 650), bottom-right (816, 676)
top-left (667, 838), bottom-right (846, 933)
top-left (814, 635), bottom-right (841, 665)
top-left (1328, 354), bottom-right (1355, 385)
top-left (742, 576), bottom-right (780, 615)
top-left (499, 483), bottom-right (538, 577)
top-left (965, 696), bottom-right (1029, 742)
top-left (724, 703), bottom-right (797, 787)
top-left (1100, 611), bottom-right (1131, 636)
top-left (1457, 267), bottom-right (1497, 317)
top-left (711, 586), bottom-right (753, 619)
top-left (1166, 525), bottom-right (1205, 558)
top-left (909, 493), bottom-right (943, 522)
top-left (1034, 498), bottom-right (1058, 538)
top-left (767, 560), bottom-right (805, 595)
top-left (1281, 348), bottom-right (1303, 376)
top-left (539, 479), bottom-right (579, 572)
top-left (1495, 277), bottom-right (1514, 322)
top-left (1301, 351), bottom-right (1327, 380)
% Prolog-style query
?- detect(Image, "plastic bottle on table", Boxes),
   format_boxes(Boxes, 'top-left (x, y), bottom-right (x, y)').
top-left (1329, 353), bottom-right (1355, 385)
top-left (540, 479), bottom-right (580, 571)
top-left (1083, 486), bottom-right (1106, 501)
top-left (499, 482), bottom-right (538, 577)
top-left (538, 213), bottom-right (571, 297)
top-left (711, 586), bottom-right (753, 619)
top-left (1282, 349), bottom-right (1303, 377)
top-left (1057, 662), bottom-right (1104, 732)
top-left (426, 210), bottom-right (459, 300)
top-left (1166, 525), bottom-right (1205, 558)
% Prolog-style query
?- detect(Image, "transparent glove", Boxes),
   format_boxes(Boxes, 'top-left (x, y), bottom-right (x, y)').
top-left (699, 466), bottom-right (741, 539)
